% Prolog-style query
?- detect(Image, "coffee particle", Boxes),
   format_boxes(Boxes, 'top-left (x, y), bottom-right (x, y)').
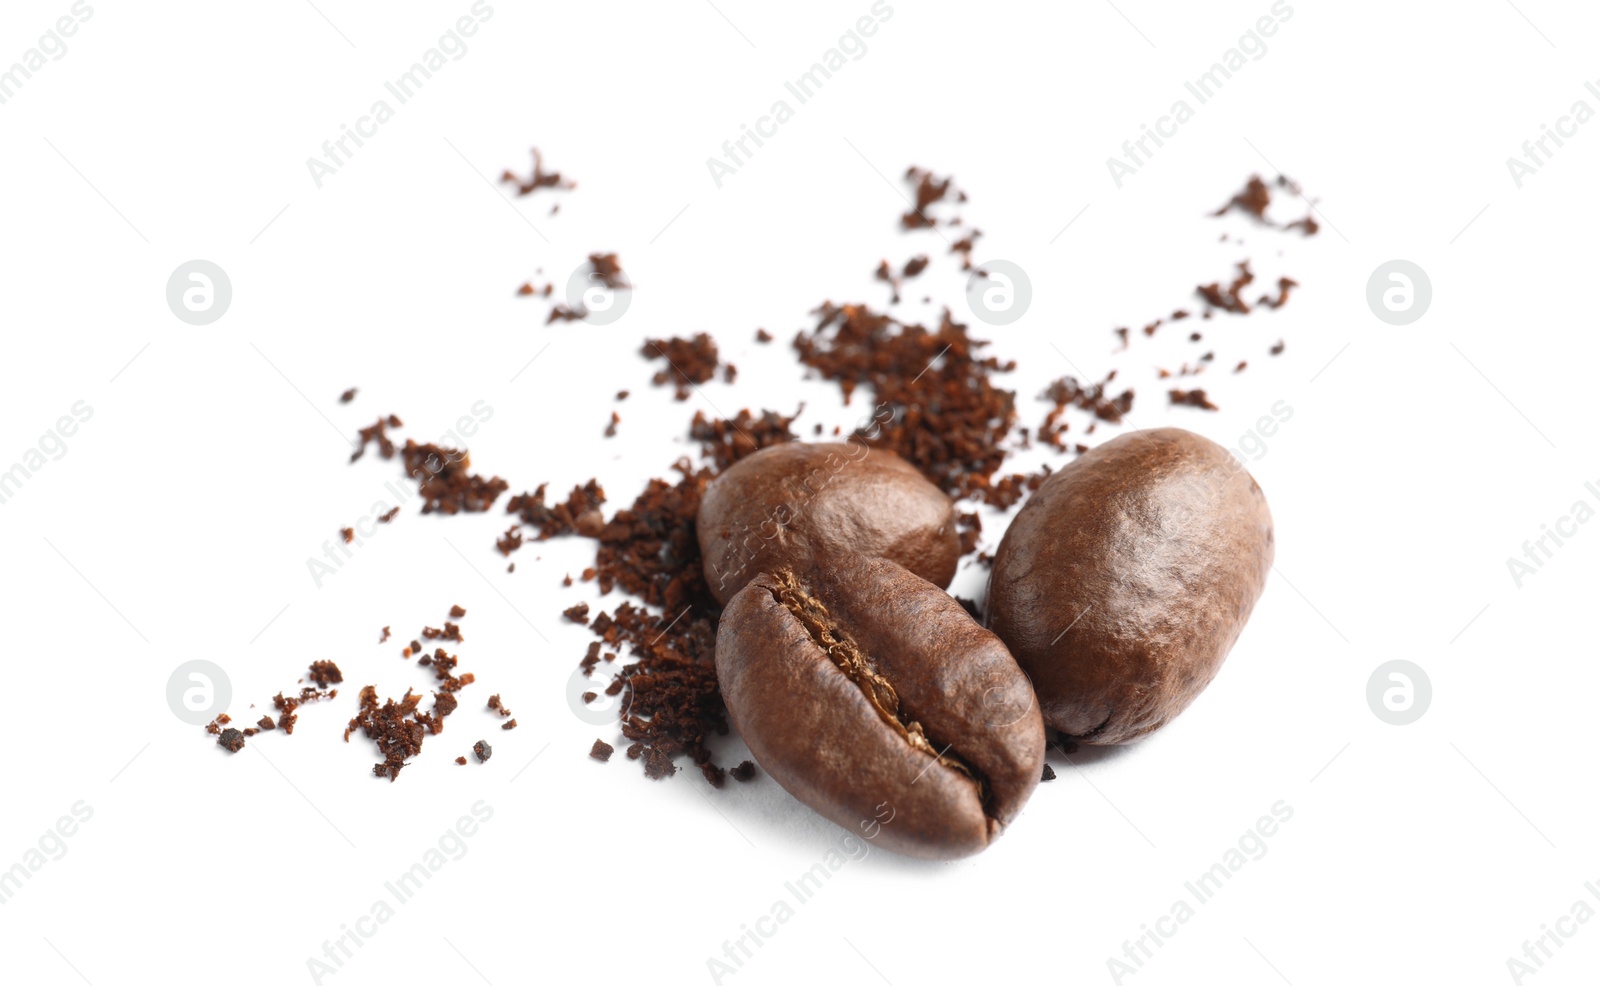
top-left (1168, 389), bottom-right (1220, 411)
top-left (308, 661), bottom-right (343, 688)
top-left (500, 147), bottom-right (574, 196)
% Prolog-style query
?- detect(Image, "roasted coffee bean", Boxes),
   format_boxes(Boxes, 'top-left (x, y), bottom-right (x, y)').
top-left (987, 428), bottom-right (1273, 744)
top-left (697, 442), bottom-right (960, 606)
top-left (717, 556), bottom-right (1044, 859)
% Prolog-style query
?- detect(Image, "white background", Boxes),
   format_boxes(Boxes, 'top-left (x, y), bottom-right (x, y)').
top-left (2, 1), bottom-right (1597, 983)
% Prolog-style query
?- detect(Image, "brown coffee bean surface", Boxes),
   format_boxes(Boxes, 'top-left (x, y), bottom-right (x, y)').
top-left (717, 555), bottom-right (1044, 860)
top-left (987, 427), bottom-right (1273, 744)
top-left (697, 442), bottom-right (959, 606)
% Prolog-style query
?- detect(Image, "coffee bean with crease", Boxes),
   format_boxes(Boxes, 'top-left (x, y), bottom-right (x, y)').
top-left (717, 555), bottom-right (1044, 859)
top-left (697, 442), bottom-right (960, 606)
top-left (987, 427), bottom-right (1274, 745)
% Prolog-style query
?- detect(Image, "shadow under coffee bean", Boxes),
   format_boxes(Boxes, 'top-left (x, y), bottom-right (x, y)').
top-left (717, 555), bottom-right (1044, 860)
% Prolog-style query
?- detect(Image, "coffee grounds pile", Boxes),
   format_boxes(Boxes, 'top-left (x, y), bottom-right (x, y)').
top-left (793, 303), bottom-right (1019, 506)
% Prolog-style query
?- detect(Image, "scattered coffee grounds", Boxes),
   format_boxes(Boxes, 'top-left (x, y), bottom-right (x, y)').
top-left (1041, 764), bottom-right (1057, 782)
top-left (1197, 261), bottom-right (1256, 314)
top-left (1259, 277), bottom-right (1298, 309)
top-left (501, 147), bottom-right (574, 196)
top-left (547, 304), bottom-right (587, 324)
top-left (456, 756), bottom-right (468, 765)
top-left (605, 412), bottom-right (620, 438)
top-left (982, 467), bottom-right (1054, 511)
top-left (589, 739), bottom-right (614, 762)
top-left (1211, 173), bottom-right (1319, 237)
top-left (1271, 339), bottom-right (1286, 355)
top-left (950, 231), bottom-right (982, 271)
top-left (565, 463), bottom-right (730, 782)
top-left (1235, 361), bottom-right (1248, 373)
top-left (348, 688), bottom-right (420, 780)
top-left (755, 328), bottom-right (773, 343)
top-left (339, 388), bottom-right (357, 404)
top-left (257, 716), bottom-right (275, 731)
top-left (874, 255), bottom-right (930, 304)
top-left (517, 281), bottom-right (554, 297)
top-left (729, 760), bottom-right (757, 782)
top-left (450, 604), bottom-right (467, 618)
top-left (474, 740), bottom-right (492, 762)
top-left (900, 166), bottom-right (963, 228)
top-left (643, 334), bottom-right (720, 400)
top-left (1168, 388), bottom-right (1220, 411)
top-left (422, 623), bottom-right (463, 643)
top-left (1211, 174), bottom-right (1272, 221)
top-left (274, 684), bottom-right (338, 734)
top-left (488, 694), bottom-right (513, 717)
top-left (377, 506), bottom-right (400, 523)
top-left (345, 678), bottom-right (463, 781)
top-left (1285, 214), bottom-right (1319, 236)
top-left (496, 527), bottom-right (523, 556)
top-left (794, 303), bottom-right (1017, 506)
top-left (563, 603), bottom-right (590, 624)
top-left (401, 441), bottom-right (508, 515)
top-left (217, 728), bottom-right (246, 753)
top-left (1039, 374), bottom-right (1135, 453)
top-left (341, 527), bottom-right (354, 544)
top-left (351, 415), bottom-right (403, 463)
top-left (689, 407), bottom-right (800, 471)
top-left (433, 691), bottom-right (458, 717)
top-left (586, 253), bottom-right (627, 290)
top-left (701, 761), bottom-right (727, 788)
top-left (380, 626), bottom-right (390, 643)
top-left (506, 480), bottom-right (606, 544)
top-left (502, 719), bottom-right (517, 730)
top-left (308, 660), bottom-right (343, 688)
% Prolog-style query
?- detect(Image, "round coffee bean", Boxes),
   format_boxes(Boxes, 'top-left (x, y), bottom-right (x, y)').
top-left (697, 442), bottom-right (960, 606)
top-left (717, 555), bottom-right (1044, 860)
top-left (987, 428), bottom-right (1274, 744)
